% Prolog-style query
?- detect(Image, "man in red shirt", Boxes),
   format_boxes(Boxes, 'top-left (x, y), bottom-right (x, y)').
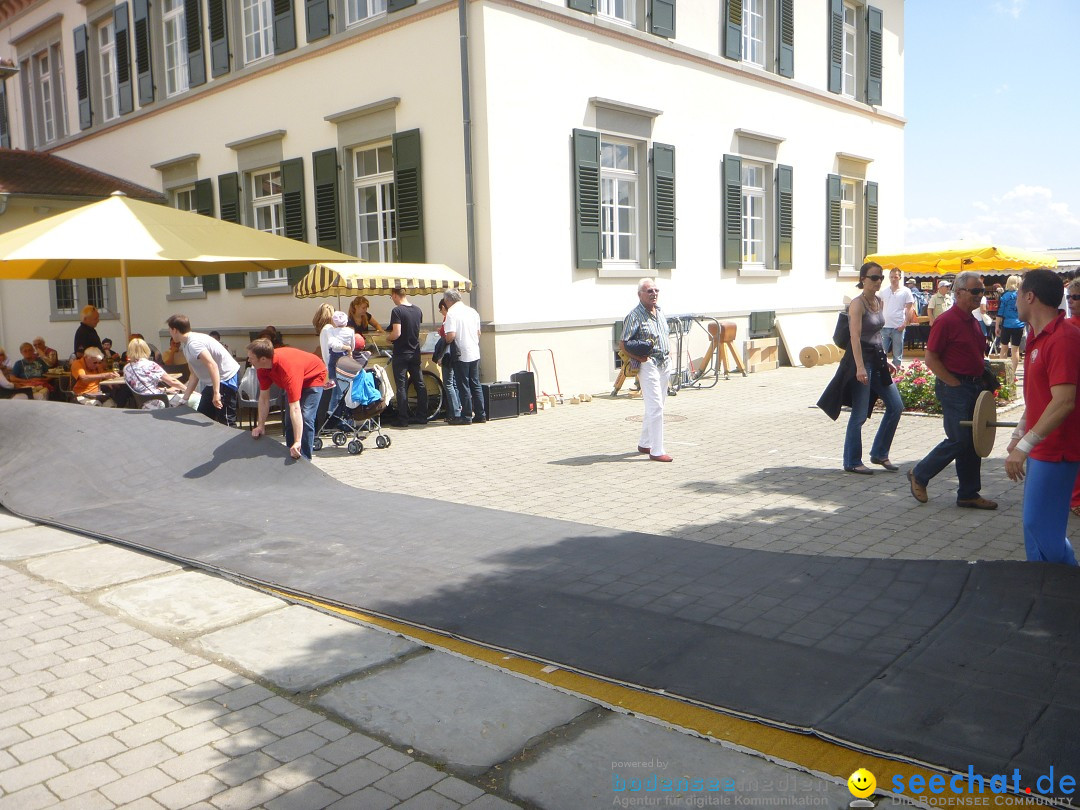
top-left (908, 271), bottom-right (997, 509)
top-left (1004, 269), bottom-right (1080, 565)
top-left (246, 338), bottom-right (328, 461)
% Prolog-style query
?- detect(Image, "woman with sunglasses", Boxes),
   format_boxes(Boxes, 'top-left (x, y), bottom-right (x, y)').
top-left (818, 261), bottom-right (904, 474)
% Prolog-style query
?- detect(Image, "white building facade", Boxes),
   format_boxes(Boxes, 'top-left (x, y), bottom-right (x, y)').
top-left (0, 0), bottom-right (905, 391)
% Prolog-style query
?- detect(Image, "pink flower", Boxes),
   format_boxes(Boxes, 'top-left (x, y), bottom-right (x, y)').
top-left (914, 377), bottom-right (927, 385)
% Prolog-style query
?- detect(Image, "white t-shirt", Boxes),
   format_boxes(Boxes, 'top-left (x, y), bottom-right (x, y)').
top-left (878, 285), bottom-right (914, 329)
top-left (182, 331), bottom-right (240, 388)
top-left (319, 324), bottom-right (355, 365)
top-left (444, 302), bottom-right (481, 363)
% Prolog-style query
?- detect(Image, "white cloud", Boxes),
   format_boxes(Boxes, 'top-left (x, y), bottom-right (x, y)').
top-left (992, 0), bottom-right (1025, 19)
top-left (905, 184), bottom-right (1080, 250)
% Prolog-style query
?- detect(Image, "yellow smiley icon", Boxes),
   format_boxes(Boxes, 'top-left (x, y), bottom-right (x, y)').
top-left (848, 768), bottom-right (876, 799)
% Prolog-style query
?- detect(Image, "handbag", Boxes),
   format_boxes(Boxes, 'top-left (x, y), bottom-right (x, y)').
top-left (832, 311), bottom-right (851, 350)
top-left (623, 325), bottom-right (654, 359)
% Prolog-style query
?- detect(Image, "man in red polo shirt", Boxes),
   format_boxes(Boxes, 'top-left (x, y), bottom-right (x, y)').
top-left (908, 271), bottom-right (997, 509)
top-left (246, 338), bottom-right (328, 461)
top-left (1004, 269), bottom-right (1080, 565)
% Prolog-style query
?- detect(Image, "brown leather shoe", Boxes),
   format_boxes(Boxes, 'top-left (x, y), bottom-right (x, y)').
top-left (637, 446), bottom-right (651, 454)
top-left (649, 454), bottom-right (673, 462)
top-left (907, 469), bottom-right (928, 503)
top-left (957, 497), bottom-right (998, 510)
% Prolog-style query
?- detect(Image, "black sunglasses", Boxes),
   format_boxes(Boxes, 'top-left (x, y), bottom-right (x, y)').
top-left (961, 287), bottom-right (985, 295)
top-left (1068, 294), bottom-right (1080, 301)
top-left (864, 275), bottom-right (885, 282)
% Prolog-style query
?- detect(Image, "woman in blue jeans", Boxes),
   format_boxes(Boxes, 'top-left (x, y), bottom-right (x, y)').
top-left (841, 262), bottom-right (904, 474)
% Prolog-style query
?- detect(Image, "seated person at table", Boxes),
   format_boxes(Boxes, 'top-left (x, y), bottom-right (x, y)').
top-left (71, 347), bottom-right (121, 406)
top-left (124, 338), bottom-right (186, 408)
top-left (11, 342), bottom-right (52, 395)
top-left (32, 337), bottom-right (59, 368)
top-left (0, 348), bottom-right (40, 400)
top-left (162, 337), bottom-right (189, 366)
top-left (101, 338), bottom-right (120, 363)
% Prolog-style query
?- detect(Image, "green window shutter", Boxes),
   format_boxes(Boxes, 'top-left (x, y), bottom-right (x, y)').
top-left (312, 148), bottom-right (341, 252)
top-left (566, 0), bottom-right (595, 13)
top-left (185, 0), bottom-right (207, 86)
top-left (777, 0), bottom-right (794, 78)
top-left (201, 273), bottom-right (221, 291)
top-left (393, 129), bottom-right (426, 263)
top-left (114, 5), bottom-right (134, 114)
top-left (826, 173), bottom-right (841, 270)
top-left (194, 178), bottom-right (214, 216)
top-left (648, 0), bottom-right (675, 38)
top-left (73, 25), bottom-right (92, 130)
top-left (0, 82), bottom-right (9, 148)
top-left (723, 0), bottom-right (741, 60)
top-left (282, 157), bottom-right (308, 287)
top-left (224, 273), bottom-right (246, 290)
top-left (722, 154), bottom-right (742, 270)
top-left (218, 173), bottom-right (246, 289)
top-left (827, 0), bottom-right (842, 94)
top-left (864, 181), bottom-right (878, 258)
top-left (306, 0), bottom-right (331, 41)
top-left (387, 0), bottom-right (416, 11)
top-left (133, 0), bottom-right (155, 106)
top-left (273, 0), bottom-right (297, 53)
top-left (572, 129), bottom-right (601, 271)
top-left (208, 0), bottom-right (231, 77)
top-left (650, 143), bottom-right (676, 270)
top-left (866, 5), bottom-right (883, 105)
top-left (776, 164), bottom-right (793, 271)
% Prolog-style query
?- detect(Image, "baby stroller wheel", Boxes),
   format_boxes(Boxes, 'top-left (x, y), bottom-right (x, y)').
top-left (312, 437), bottom-right (323, 452)
top-left (375, 435), bottom-right (388, 449)
top-left (347, 439), bottom-right (363, 455)
top-left (332, 431), bottom-right (348, 447)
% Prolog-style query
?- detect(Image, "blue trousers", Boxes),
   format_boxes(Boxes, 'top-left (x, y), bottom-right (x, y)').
top-left (454, 359), bottom-right (485, 422)
top-left (913, 379), bottom-right (983, 501)
top-left (284, 386), bottom-right (322, 460)
top-left (880, 327), bottom-right (904, 366)
top-left (844, 364), bottom-right (903, 469)
top-left (1023, 458), bottom-right (1080, 565)
top-left (441, 356), bottom-right (461, 419)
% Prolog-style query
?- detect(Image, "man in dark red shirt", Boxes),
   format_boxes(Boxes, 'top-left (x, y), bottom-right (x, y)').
top-left (1004, 269), bottom-right (1080, 565)
top-left (246, 338), bottom-right (328, 461)
top-left (908, 271), bottom-right (997, 509)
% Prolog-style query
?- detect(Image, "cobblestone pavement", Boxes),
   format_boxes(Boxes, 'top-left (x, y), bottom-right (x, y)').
top-left (317, 364), bottom-right (1037, 563)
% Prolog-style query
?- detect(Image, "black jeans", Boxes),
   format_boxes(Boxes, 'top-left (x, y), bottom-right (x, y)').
top-left (198, 383), bottom-right (238, 427)
top-left (392, 354), bottom-right (426, 420)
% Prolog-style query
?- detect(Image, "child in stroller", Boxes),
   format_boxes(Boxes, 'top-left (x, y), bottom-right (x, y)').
top-left (312, 352), bottom-right (391, 455)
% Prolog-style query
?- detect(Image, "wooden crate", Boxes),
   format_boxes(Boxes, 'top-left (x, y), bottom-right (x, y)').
top-left (744, 337), bottom-right (779, 373)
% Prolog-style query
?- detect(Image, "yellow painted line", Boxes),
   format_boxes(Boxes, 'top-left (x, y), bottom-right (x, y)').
top-left (268, 587), bottom-right (1051, 808)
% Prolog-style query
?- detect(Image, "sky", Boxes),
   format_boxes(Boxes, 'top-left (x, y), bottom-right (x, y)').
top-left (903, 0), bottom-right (1080, 250)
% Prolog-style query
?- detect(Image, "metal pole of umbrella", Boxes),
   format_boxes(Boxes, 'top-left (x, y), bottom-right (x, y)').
top-left (120, 258), bottom-right (132, 342)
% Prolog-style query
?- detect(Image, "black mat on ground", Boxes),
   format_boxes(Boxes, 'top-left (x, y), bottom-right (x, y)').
top-left (2, 401), bottom-right (1077, 791)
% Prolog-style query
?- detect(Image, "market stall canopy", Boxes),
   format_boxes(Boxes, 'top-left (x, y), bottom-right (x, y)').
top-left (865, 242), bottom-right (1057, 275)
top-left (294, 262), bottom-right (472, 299)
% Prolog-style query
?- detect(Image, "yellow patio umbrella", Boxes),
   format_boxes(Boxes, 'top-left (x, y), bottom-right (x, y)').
top-left (0, 192), bottom-right (358, 337)
top-left (293, 262), bottom-right (472, 299)
top-left (865, 242), bottom-right (1057, 275)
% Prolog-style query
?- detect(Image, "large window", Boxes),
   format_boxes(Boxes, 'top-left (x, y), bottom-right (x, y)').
top-left (742, 0), bottom-right (765, 67)
top-left (598, 0), bottom-right (634, 26)
top-left (250, 169), bottom-right (286, 287)
top-left (600, 138), bottom-right (638, 264)
top-left (741, 162), bottom-right (766, 265)
top-left (20, 43), bottom-right (67, 146)
top-left (97, 21), bottom-right (120, 122)
top-left (352, 144), bottom-right (397, 262)
top-left (173, 187), bottom-right (203, 293)
top-left (347, 0), bottom-right (387, 27)
top-left (242, 0), bottom-right (274, 64)
top-left (842, 3), bottom-right (857, 98)
top-left (840, 178), bottom-right (856, 269)
top-left (162, 0), bottom-right (189, 96)
top-left (54, 280), bottom-right (77, 316)
top-left (49, 279), bottom-right (117, 321)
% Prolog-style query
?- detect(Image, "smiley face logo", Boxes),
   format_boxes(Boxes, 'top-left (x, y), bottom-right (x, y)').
top-left (848, 768), bottom-right (876, 799)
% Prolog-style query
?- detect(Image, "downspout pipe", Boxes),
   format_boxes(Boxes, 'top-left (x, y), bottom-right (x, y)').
top-left (458, 0), bottom-right (477, 290)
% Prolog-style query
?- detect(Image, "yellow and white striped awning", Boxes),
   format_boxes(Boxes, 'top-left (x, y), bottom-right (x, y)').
top-left (294, 262), bottom-right (472, 299)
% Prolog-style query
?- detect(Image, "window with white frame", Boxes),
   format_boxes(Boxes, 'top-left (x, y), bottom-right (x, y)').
top-left (741, 162), bottom-right (767, 265)
top-left (597, 0), bottom-right (634, 26)
top-left (20, 43), bottom-right (67, 146)
top-left (840, 178), bottom-right (857, 268)
top-left (97, 21), bottom-right (120, 122)
top-left (242, 0), bottom-right (274, 65)
top-left (346, 0), bottom-right (387, 27)
top-left (842, 3), bottom-right (857, 98)
top-left (600, 138), bottom-right (639, 265)
top-left (54, 280), bottom-right (77, 315)
top-left (352, 144), bottom-right (398, 262)
top-left (250, 169), bottom-right (287, 286)
top-left (162, 0), bottom-right (189, 97)
top-left (742, 0), bottom-right (765, 67)
top-left (49, 279), bottom-right (117, 321)
top-left (173, 187), bottom-right (203, 292)
top-left (87, 279), bottom-right (110, 311)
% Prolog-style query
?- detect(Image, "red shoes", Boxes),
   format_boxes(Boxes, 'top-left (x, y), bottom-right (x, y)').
top-left (649, 454), bottom-right (673, 462)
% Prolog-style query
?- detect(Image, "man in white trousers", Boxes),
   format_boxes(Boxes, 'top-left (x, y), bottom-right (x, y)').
top-left (620, 278), bottom-right (672, 462)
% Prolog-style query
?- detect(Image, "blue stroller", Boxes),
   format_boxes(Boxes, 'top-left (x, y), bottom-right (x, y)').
top-left (312, 354), bottom-right (391, 455)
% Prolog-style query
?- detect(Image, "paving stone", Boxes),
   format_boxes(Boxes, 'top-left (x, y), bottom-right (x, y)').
top-left (46, 760), bottom-right (121, 800)
top-left (318, 758), bottom-right (389, 794)
top-left (0, 512), bottom-right (34, 532)
top-left (396, 790), bottom-right (462, 810)
top-left (122, 696), bottom-right (186, 724)
top-left (151, 773), bottom-right (227, 810)
top-left (56, 736), bottom-right (128, 769)
top-left (25, 544), bottom-right (179, 592)
top-left (265, 782), bottom-right (341, 810)
top-left (208, 750), bottom-right (281, 787)
top-left (211, 726), bottom-right (279, 758)
top-left (115, 716), bottom-right (182, 748)
top-left (0, 526), bottom-right (95, 559)
top-left (261, 708), bottom-right (324, 737)
top-left (9, 728), bottom-right (78, 763)
top-left (262, 730), bottom-right (327, 762)
top-left (79, 691), bottom-right (139, 719)
top-left (100, 572), bottom-right (284, 634)
top-left (99, 766), bottom-right (176, 805)
top-left (0, 784), bottom-right (56, 810)
top-left (159, 744), bottom-right (232, 781)
top-left (366, 747), bottom-right (414, 772)
top-left (214, 683), bottom-right (274, 711)
top-left (194, 605), bottom-right (418, 693)
top-left (115, 799), bottom-right (168, 810)
top-left (207, 776), bottom-right (286, 810)
top-left (463, 796), bottom-right (520, 809)
top-left (432, 777), bottom-right (485, 804)
top-left (373, 761), bottom-right (445, 800)
top-left (314, 732), bottom-right (382, 765)
top-left (318, 652), bottom-right (594, 775)
top-left (263, 753), bottom-right (337, 791)
top-left (50, 789), bottom-right (115, 810)
top-left (69, 711), bottom-right (133, 742)
top-left (162, 720), bottom-right (230, 754)
top-left (107, 742), bottom-right (176, 776)
top-left (327, 787), bottom-right (397, 810)
top-left (23, 709), bottom-right (91, 738)
top-left (308, 720), bottom-right (348, 742)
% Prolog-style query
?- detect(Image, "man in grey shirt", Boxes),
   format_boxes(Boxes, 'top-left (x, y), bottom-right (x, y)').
top-left (166, 314), bottom-right (240, 426)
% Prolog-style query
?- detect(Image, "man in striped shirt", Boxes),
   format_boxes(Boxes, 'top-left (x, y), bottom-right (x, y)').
top-left (621, 278), bottom-right (672, 462)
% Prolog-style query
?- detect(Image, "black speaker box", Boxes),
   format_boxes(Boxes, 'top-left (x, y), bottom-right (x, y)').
top-left (482, 382), bottom-right (520, 420)
top-left (510, 370), bottom-right (537, 414)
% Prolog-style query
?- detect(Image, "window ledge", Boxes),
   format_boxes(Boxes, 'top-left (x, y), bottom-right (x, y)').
top-left (226, 129), bottom-right (287, 152)
top-left (166, 291), bottom-right (207, 302)
top-left (838, 266), bottom-right (860, 278)
top-left (241, 285), bottom-right (293, 297)
top-left (598, 262), bottom-right (644, 279)
top-left (738, 265), bottom-right (780, 278)
top-left (325, 96), bottom-right (400, 124)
